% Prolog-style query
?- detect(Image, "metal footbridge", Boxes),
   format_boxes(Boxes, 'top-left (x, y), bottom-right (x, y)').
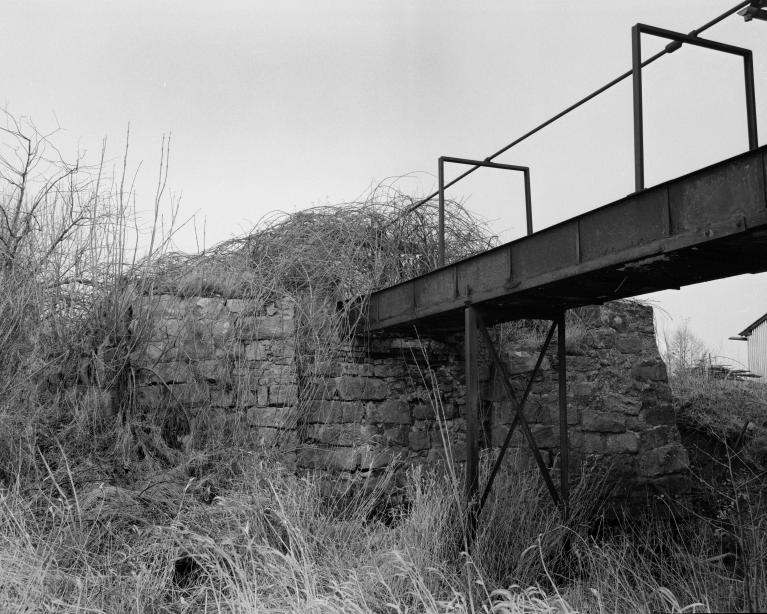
top-left (367, 145), bottom-right (767, 333)
top-left (361, 2), bottom-right (767, 537)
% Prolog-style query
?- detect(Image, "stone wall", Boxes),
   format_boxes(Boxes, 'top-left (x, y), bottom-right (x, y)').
top-left (132, 295), bottom-right (300, 454)
top-left (129, 295), bottom-right (689, 497)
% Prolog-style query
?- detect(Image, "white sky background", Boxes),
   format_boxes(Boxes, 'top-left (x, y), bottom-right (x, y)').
top-left (2, 0), bottom-right (767, 366)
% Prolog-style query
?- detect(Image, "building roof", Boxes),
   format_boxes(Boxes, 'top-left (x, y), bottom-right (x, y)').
top-left (739, 312), bottom-right (767, 337)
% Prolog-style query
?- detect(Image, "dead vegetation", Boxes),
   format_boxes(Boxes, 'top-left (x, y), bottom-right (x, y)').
top-left (0, 113), bottom-right (766, 612)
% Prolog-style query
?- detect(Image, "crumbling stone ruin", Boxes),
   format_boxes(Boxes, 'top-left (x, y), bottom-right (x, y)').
top-left (125, 294), bottom-right (689, 503)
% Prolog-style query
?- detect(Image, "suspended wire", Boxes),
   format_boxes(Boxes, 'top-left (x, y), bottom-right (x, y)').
top-left (387, 1), bottom-right (751, 227)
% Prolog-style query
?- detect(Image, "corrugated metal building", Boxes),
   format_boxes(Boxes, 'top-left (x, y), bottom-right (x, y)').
top-left (736, 313), bottom-right (767, 378)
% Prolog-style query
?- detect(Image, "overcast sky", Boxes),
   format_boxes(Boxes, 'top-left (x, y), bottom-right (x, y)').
top-left (2, 0), bottom-right (766, 366)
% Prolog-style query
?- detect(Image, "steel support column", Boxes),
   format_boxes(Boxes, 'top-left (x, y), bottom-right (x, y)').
top-left (557, 311), bottom-right (570, 520)
top-left (464, 304), bottom-right (480, 540)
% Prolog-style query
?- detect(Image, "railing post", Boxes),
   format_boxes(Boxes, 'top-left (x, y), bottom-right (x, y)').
top-left (744, 50), bottom-right (759, 150)
top-left (632, 24), bottom-right (645, 192)
top-left (438, 157), bottom-right (446, 268)
top-left (523, 169), bottom-right (533, 236)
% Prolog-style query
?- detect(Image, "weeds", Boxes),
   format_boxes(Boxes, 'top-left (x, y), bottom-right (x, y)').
top-left (0, 112), bottom-right (765, 612)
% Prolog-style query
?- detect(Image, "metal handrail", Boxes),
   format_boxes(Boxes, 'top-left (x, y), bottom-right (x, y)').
top-left (384, 1), bottom-right (755, 266)
top-left (632, 23), bottom-right (758, 191)
top-left (438, 156), bottom-right (531, 267)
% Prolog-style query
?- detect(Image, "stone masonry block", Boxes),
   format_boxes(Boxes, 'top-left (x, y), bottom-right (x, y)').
top-left (337, 363), bottom-right (375, 377)
top-left (503, 351), bottom-right (551, 376)
top-left (309, 424), bottom-right (364, 446)
top-left (337, 376), bottom-right (388, 401)
top-left (135, 385), bottom-right (165, 409)
top-left (260, 364), bottom-right (296, 384)
top-left (210, 319), bottom-right (231, 342)
top-left (640, 425), bottom-right (678, 451)
top-left (409, 429), bottom-right (430, 451)
top-left (343, 402), bottom-right (367, 422)
top-left (307, 378), bottom-right (337, 401)
top-left (247, 407), bottom-right (289, 428)
top-left (210, 388), bottom-right (236, 409)
top-left (491, 424), bottom-right (524, 448)
top-left (582, 410), bottom-right (626, 433)
top-left (169, 382), bottom-right (210, 406)
top-left (615, 334), bottom-right (645, 354)
top-left (306, 400), bottom-right (345, 423)
top-left (155, 317), bottom-right (186, 339)
top-left (150, 362), bottom-right (195, 384)
top-left (573, 381), bottom-right (597, 400)
top-left (143, 342), bottom-right (167, 363)
top-left (384, 425), bottom-right (409, 447)
top-left (531, 424), bottom-right (558, 448)
top-left (297, 447), bottom-right (359, 472)
top-left (194, 360), bottom-right (225, 381)
top-left (238, 386), bottom-right (268, 407)
top-left (143, 295), bottom-right (188, 319)
top-left (245, 341), bottom-right (271, 362)
top-left (638, 443), bottom-right (689, 477)
top-left (413, 403), bottom-right (435, 420)
top-left (367, 399), bottom-right (411, 424)
top-left (224, 298), bottom-right (251, 314)
top-left (194, 297), bottom-right (226, 319)
top-left (359, 444), bottom-right (397, 469)
top-left (640, 402), bottom-right (675, 426)
top-left (238, 315), bottom-right (295, 340)
top-left (603, 394), bottom-right (641, 416)
top-left (631, 360), bottom-right (667, 382)
top-left (269, 384), bottom-right (298, 406)
top-left (179, 328), bottom-right (215, 361)
top-left (582, 433), bottom-right (605, 454)
top-left (604, 431), bottom-right (639, 454)
top-left (373, 363), bottom-right (406, 377)
top-left (306, 400), bottom-right (364, 424)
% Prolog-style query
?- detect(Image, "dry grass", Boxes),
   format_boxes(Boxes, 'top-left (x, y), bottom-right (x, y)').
top-left (147, 183), bottom-right (495, 299)
top-left (0, 449), bottom-right (723, 614)
top-left (672, 372), bottom-right (767, 448)
top-left (669, 369), bottom-right (767, 612)
top-left (0, 114), bottom-right (765, 612)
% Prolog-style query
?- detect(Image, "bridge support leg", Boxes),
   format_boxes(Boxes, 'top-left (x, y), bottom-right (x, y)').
top-left (557, 311), bottom-right (570, 521)
top-left (464, 305), bottom-right (480, 542)
top-left (464, 309), bottom-right (573, 544)
top-left (469, 311), bottom-right (572, 535)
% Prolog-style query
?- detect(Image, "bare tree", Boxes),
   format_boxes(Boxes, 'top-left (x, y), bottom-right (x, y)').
top-left (0, 110), bottom-right (110, 277)
top-left (662, 320), bottom-right (709, 375)
top-left (0, 110), bottom-right (179, 405)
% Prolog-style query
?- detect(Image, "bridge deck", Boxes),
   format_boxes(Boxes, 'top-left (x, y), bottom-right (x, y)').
top-left (366, 146), bottom-right (767, 333)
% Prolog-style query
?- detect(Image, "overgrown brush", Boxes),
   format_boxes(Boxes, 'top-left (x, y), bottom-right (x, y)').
top-left (668, 367), bottom-right (767, 612)
top-left (147, 182), bottom-right (495, 299)
top-left (2, 447), bottom-right (731, 613)
top-left (2, 112), bottom-right (766, 612)
top-left (140, 182), bottom-right (497, 380)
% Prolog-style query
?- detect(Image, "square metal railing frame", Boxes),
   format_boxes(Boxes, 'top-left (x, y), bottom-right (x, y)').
top-left (632, 23), bottom-right (758, 192)
top-left (438, 156), bottom-right (532, 267)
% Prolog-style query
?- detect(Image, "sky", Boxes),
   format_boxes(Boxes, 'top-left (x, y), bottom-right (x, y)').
top-left (2, 0), bottom-right (766, 367)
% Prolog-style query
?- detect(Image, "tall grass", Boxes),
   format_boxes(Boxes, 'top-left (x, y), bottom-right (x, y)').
top-left (2, 444), bottom-right (738, 613)
top-left (0, 113), bottom-right (764, 612)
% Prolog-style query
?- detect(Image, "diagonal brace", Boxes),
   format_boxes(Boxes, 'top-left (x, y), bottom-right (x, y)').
top-left (475, 312), bottom-right (561, 507)
top-left (477, 319), bottom-right (558, 514)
